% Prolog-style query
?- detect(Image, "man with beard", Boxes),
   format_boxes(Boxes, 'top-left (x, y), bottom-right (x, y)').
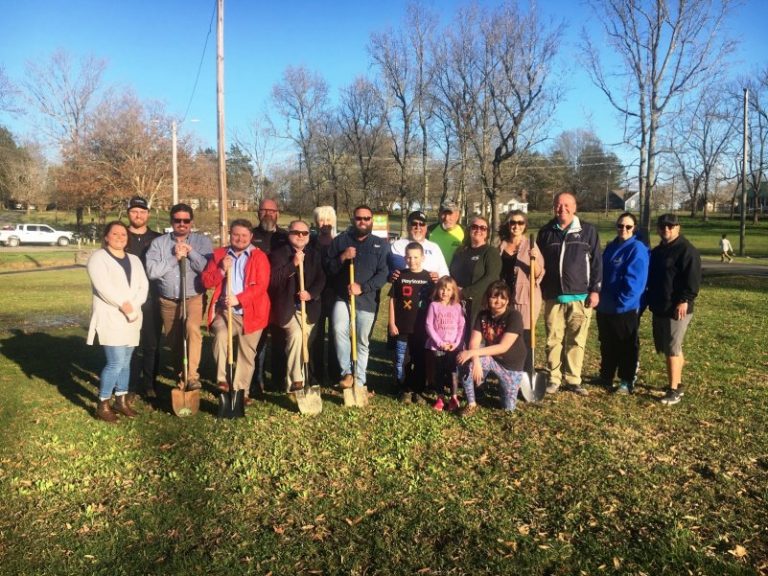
top-left (325, 205), bottom-right (389, 393)
top-left (125, 196), bottom-right (162, 398)
top-left (251, 198), bottom-right (289, 393)
top-left (268, 220), bottom-right (325, 392)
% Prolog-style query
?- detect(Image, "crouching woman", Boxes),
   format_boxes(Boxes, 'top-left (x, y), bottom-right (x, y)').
top-left (456, 281), bottom-right (526, 417)
top-left (86, 221), bottom-right (148, 422)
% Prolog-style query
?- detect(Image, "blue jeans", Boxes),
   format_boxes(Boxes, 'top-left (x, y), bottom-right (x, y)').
top-left (100, 345), bottom-right (135, 401)
top-left (332, 300), bottom-right (375, 386)
top-left (463, 356), bottom-right (524, 411)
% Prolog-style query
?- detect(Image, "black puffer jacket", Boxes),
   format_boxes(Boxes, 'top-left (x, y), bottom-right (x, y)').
top-left (536, 216), bottom-right (602, 300)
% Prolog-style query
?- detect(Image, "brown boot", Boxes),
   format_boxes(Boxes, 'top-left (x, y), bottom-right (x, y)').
top-left (113, 394), bottom-right (137, 418)
top-left (96, 400), bottom-right (118, 423)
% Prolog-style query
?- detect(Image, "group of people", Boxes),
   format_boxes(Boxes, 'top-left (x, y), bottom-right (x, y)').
top-left (85, 191), bottom-right (701, 423)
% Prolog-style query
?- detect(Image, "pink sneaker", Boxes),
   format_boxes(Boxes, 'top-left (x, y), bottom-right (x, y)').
top-left (446, 397), bottom-right (460, 412)
top-left (433, 397), bottom-right (445, 411)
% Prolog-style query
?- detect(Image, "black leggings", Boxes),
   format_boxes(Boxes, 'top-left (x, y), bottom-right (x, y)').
top-left (597, 310), bottom-right (639, 383)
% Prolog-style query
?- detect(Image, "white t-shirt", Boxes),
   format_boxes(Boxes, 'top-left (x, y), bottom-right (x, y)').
top-left (719, 238), bottom-right (733, 252)
top-left (389, 237), bottom-right (450, 277)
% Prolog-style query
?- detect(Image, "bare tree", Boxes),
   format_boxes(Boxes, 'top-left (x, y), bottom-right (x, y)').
top-left (271, 66), bottom-right (329, 205)
top-left (742, 68), bottom-right (768, 223)
top-left (0, 140), bottom-right (49, 212)
top-left (338, 76), bottom-right (387, 208)
top-left (0, 66), bottom-right (21, 116)
top-left (232, 117), bottom-right (275, 206)
top-left (23, 50), bottom-right (107, 148)
top-left (583, 0), bottom-right (736, 240)
top-left (481, 2), bottom-right (563, 231)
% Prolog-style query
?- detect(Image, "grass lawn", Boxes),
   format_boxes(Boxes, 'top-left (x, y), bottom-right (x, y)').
top-left (0, 268), bottom-right (766, 575)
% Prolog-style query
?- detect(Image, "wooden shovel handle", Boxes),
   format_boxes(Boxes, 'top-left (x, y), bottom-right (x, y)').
top-left (298, 259), bottom-right (309, 364)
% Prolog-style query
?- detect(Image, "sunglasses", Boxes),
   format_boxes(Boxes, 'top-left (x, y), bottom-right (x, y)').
top-left (470, 224), bottom-right (488, 231)
top-left (616, 224), bottom-right (634, 230)
top-left (172, 218), bottom-right (192, 224)
top-left (508, 220), bottom-right (526, 226)
top-left (354, 216), bottom-right (372, 222)
top-left (410, 221), bottom-right (426, 228)
top-left (659, 223), bottom-right (678, 229)
top-left (289, 230), bottom-right (309, 237)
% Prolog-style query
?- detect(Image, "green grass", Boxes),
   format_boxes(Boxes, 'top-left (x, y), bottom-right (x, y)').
top-left (0, 270), bottom-right (766, 574)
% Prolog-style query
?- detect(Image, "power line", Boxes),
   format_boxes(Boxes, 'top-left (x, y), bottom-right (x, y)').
top-left (181, 0), bottom-right (217, 123)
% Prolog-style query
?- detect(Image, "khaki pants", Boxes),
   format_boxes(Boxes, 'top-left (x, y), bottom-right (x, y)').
top-left (211, 312), bottom-right (262, 391)
top-left (159, 294), bottom-right (204, 382)
top-left (544, 299), bottom-right (593, 386)
top-left (282, 312), bottom-right (314, 391)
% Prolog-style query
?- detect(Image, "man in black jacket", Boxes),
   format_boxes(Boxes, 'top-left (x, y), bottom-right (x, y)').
top-left (646, 214), bottom-right (701, 406)
top-left (536, 192), bottom-right (602, 396)
top-left (268, 220), bottom-right (326, 392)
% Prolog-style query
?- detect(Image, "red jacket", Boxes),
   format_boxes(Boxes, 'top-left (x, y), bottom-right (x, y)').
top-left (201, 246), bottom-right (270, 334)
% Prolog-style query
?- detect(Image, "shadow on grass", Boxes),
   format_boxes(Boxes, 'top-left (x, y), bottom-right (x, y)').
top-left (0, 329), bottom-right (101, 414)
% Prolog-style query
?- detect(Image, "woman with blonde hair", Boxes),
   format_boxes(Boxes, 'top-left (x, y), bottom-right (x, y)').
top-left (311, 205), bottom-right (340, 383)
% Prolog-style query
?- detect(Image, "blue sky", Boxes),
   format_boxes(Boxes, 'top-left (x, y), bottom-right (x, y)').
top-left (2, 0), bottom-right (766, 169)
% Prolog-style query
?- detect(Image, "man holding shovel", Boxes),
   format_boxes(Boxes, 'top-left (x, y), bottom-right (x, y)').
top-left (325, 205), bottom-right (389, 396)
top-left (268, 220), bottom-right (325, 393)
top-left (201, 219), bottom-right (270, 401)
top-left (146, 203), bottom-right (213, 390)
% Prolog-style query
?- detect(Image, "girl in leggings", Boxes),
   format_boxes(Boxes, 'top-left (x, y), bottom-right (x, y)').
top-left (456, 281), bottom-right (526, 417)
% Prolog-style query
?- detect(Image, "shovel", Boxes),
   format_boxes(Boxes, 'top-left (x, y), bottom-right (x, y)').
top-left (343, 262), bottom-right (368, 408)
top-left (171, 256), bottom-right (200, 417)
top-left (218, 269), bottom-right (245, 419)
top-left (519, 234), bottom-right (547, 403)
top-left (293, 259), bottom-right (322, 415)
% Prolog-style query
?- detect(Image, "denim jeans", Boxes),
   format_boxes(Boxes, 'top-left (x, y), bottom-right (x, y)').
top-left (100, 345), bottom-right (135, 401)
top-left (463, 356), bottom-right (524, 411)
top-left (332, 300), bottom-right (375, 386)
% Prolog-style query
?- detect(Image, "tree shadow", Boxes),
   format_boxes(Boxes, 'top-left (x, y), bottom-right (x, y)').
top-left (0, 329), bottom-right (101, 414)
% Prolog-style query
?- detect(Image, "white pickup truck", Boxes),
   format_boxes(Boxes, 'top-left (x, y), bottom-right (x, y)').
top-left (0, 223), bottom-right (75, 247)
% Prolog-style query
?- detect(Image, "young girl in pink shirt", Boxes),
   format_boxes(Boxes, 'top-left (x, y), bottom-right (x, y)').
top-left (425, 276), bottom-right (465, 411)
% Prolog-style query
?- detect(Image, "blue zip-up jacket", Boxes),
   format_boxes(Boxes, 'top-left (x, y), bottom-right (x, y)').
top-left (324, 228), bottom-right (389, 313)
top-left (597, 235), bottom-right (649, 314)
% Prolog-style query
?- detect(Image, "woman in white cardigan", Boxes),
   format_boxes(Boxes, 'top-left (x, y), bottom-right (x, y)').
top-left (87, 221), bottom-right (149, 422)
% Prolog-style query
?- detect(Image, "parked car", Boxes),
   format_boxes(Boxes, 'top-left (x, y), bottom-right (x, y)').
top-left (0, 224), bottom-right (75, 247)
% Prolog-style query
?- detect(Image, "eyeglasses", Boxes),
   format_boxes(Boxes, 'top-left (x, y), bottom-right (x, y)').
top-left (470, 224), bottom-right (488, 231)
top-left (410, 221), bottom-right (426, 228)
top-left (289, 230), bottom-right (309, 237)
top-left (172, 218), bottom-right (191, 224)
top-left (354, 216), bottom-right (372, 222)
top-left (508, 220), bottom-right (526, 226)
top-left (616, 224), bottom-right (634, 230)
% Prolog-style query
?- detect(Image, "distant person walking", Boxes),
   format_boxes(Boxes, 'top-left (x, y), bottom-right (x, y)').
top-left (719, 233), bottom-right (734, 263)
top-left (87, 221), bottom-right (149, 423)
top-left (645, 214), bottom-right (701, 406)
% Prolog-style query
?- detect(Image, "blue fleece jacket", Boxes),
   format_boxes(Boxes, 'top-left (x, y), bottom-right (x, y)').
top-left (597, 235), bottom-right (649, 314)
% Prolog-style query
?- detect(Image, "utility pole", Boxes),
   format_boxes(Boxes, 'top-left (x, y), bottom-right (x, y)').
top-left (739, 88), bottom-right (748, 256)
top-left (216, 0), bottom-right (227, 246)
top-left (171, 121), bottom-right (178, 206)
top-left (604, 168), bottom-right (611, 216)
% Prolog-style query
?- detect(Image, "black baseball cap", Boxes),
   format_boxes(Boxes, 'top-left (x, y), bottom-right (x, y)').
top-left (657, 213), bottom-right (679, 227)
top-left (407, 211), bottom-right (427, 224)
top-left (128, 196), bottom-right (149, 210)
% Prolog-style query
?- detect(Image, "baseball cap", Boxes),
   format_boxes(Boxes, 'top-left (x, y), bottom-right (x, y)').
top-left (407, 211), bottom-right (427, 224)
top-left (128, 196), bottom-right (149, 210)
top-left (657, 213), bottom-right (679, 227)
top-left (440, 201), bottom-right (459, 213)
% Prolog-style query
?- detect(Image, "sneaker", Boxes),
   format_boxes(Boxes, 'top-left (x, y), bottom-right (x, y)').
top-left (289, 381), bottom-right (304, 392)
top-left (614, 381), bottom-right (630, 395)
top-left (413, 393), bottom-right (427, 405)
top-left (217, 381), bottom-right (229, 393)
top-left (458, 403), bottom-right (478, 418)
top-left (433, 397), bottom-right (445, 411)
top-left (186, 379), bottom-right (202, 391)
top-left (566, 384), bottom-right (589, 396)
top-left (446, 397), bottom-right (461, 412)
top-left (144, 385), bottom-right (157, 399)
top-left (399, 391), bottom-right (413, 404)
top-left (545, 382), bottom-right (560, 394)
top-left (339, 374), bottom-right (354, 389)
top-left (660, 388), bottom-right (683, 405)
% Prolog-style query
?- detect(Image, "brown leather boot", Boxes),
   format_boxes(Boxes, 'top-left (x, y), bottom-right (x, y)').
top-left (113, 394), bottom-right (137, 418)
top-left (96, 400), bottom-right (118, 423)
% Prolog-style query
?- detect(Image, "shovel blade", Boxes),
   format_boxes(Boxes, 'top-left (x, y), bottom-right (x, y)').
top-left (342, 387), bottom-right (356, 408)
top-left (171, 387), bottom-right (200, 417)
top-left (295, 386), bottom-right (323, 416)
top-left (520, 372), bottom-right (548, 403)
top-left (353, 385), bottom-right (369, 408)
top-left (217, 389), bottom-right (245, 419)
